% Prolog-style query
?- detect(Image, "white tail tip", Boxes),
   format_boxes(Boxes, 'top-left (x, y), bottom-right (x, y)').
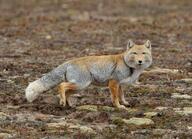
top-left (25, 80), bottom-right (46, 102)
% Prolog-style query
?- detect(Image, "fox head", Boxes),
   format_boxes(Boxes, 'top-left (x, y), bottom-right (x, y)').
top-left (123, 40), bottom-right (152, 70)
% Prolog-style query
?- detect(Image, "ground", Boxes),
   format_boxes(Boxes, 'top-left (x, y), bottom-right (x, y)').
top-left (0, 0), bottom-right (192, 138)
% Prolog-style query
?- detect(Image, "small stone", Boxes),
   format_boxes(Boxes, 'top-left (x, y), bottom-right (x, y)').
top-left (183, 107), bottom-right (192, 113)
top-left (111, 117), bottom-right (124, 125)
top-left (188, 126), bottom-right (192, 130)
top-left (176, 78), bottom-right (192, 84)
top-left (0, 133), bottom-right (12, 139)
top-left (7, 105), bottom-right (21, 109)
top-left (175, 107), bottom-right (192, 115)
top-left (124, 108), bottom-right (138, 113)
top-left (70, 11), bottom-right (90, 21)
top-left (23, 73), bottom-right (30, 77)
top-left (14, 113), bottom-right (35, 123)
top-left (173, 107), bottom-right (181, 111)
top-left (183, 107), bottom-right (192, 112)
top-left (100, 106), bottom-right (115, 112)
top-left (47, 122), bottom-right (96, 134)
top-left (45, 35), bottom-right (52, 40)
top-left (0, 112), bottom-right (9, 121)
top-left (70, 125), bottom-right (96, 134)
top-left (76, 12), bottom-right (90, 21)
top-left (52, 117), bottom-right (66, 123)
top-left (131, 129), bottom-right (150, 135)
top-left (155, 106), bottom-right (168, 111)
top-left (34, 113), bottom-right (53, 121)
top-left (112, 117), bottom-right (154, 126)
top-left (7, 80), bottom-right (15, 84)
top-left (47, 121), bottom-right (68, 129)
top-left (144, 112), bottom-right (158, 118)
top-left (152, 129), bottom-right (167, 136)
top-left (171, 93), bottom-right (191, 99)
top-left (61, 4), bottom-right (68, 9)
top-left (175, 87), bottom-right (186, 92)
top-left (92, 124), bottom-right (116, 132)
top-left (134, 111), bottom-right (145, 117)
top-left (123, 117), bottom-right (154, 126)
top-left (76, 105), bottom-right (98, 112)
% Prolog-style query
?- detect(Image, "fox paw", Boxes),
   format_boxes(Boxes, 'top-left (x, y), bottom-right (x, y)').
top-left (122, 101), bottom-right (130, 107)
top-left (117, 105), bottom-right (126, 109)
top-left (66, 100), bottom-right (72, 107)
top-left (59, 99), bottom-right (66, 107)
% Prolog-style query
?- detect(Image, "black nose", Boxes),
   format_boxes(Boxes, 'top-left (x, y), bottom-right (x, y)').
top-left (138, 60), bottom-right (142, 64)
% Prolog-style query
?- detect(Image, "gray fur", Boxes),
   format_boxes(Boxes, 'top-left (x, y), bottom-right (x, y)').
top-left (39, 63), bottom-right (69, 90)
top-left (25, 44), bottom-right (152, 102)
top-left (35, 55), bottom-right (134, 91)
top-left (38, 55), bottom-right (138, 90)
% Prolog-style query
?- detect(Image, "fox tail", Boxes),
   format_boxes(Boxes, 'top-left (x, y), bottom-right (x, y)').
top-left (25, 63), bottom-right (67, 102)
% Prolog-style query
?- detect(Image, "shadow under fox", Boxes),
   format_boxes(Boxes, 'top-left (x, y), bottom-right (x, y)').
top-left (25, 40), bottom-right (152, 109)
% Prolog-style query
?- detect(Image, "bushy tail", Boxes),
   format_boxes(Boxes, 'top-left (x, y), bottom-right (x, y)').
top-left (25, 63), bottom-right (67, 102)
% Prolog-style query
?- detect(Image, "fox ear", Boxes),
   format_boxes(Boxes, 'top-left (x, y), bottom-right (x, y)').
top-left (145, 40), bottom-right (151, 49)
top-left (127, 40), bottom-right (135, 49)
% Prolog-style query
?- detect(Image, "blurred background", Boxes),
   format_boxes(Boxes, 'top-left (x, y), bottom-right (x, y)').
top-left (0, 0), bottom-right (192, 138)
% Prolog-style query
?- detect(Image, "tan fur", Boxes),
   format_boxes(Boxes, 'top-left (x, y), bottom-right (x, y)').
top-left (56, 40), bottom-right (152, 109)
top-left (108, 79), bottom-right (125, 108)
top-left (58, 82), bottom-right (77, 106)
top-left (26, 40), bottom-right (152, 109)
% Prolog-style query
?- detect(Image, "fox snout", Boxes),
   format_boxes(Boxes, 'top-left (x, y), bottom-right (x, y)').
top-left (138, 60), bottom-right (143, 65)
top-left (135, 56), bottom-right (151, 67)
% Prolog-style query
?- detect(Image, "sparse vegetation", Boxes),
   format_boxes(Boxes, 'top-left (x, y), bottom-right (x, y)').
top-left (0, 0), bottom-right (192, 138)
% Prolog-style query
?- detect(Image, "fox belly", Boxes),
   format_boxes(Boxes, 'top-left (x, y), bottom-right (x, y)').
top-left (88, 63), bottom-right (116, 86)
top-left (66, 64), bottom-right (92, 89)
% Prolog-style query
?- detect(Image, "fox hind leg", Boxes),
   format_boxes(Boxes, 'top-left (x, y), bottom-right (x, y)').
top-left (65, 90), bottom-right (76, 107)
top-left (58, 82), bottom-right (77, 107)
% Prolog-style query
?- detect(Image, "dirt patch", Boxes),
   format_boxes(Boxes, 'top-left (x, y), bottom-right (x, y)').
top-left (0, 0), bottom-right (192, 138)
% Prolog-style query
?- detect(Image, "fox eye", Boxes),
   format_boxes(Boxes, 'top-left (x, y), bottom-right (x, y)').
top-left (142, 52), bottom-right (146, 54)
top-left (132, 52), bottom-right (137, 55)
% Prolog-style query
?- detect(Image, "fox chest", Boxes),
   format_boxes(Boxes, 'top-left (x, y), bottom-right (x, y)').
top-left (113, 66), bottom-right (132, 81)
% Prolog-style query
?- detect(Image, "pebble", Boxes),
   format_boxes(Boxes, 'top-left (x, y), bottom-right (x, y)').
top-left (123, 117), bottom-right (154, 126)
top-left (112, 117), bottom-right (154, 126)
top-left (144, 112), bottom-right (158, 118)
top-left (76, 105), bottom-right (98, 112)
top-left (0, 133), bottom-right (12, 139)
top-left (0, 112), bottom-right (9, 121)
top-left (155, 106), bottom-right (168, 111)
top-left (45, 35), bottom-right (52, 40)
top-left (171, 93), bottom-right (191, 99)
top-left (174, 107), bottom-right (192, 115)
top-left (47, 121), bottom-right (96, 134)
top-left (176, 78), bottom-right (192, 84)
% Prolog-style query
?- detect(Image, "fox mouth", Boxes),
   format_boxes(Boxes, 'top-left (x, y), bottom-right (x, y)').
top-left (136, 63), bottom-right (148, 69)
top-left (137, 62), bottom-right (144, 67)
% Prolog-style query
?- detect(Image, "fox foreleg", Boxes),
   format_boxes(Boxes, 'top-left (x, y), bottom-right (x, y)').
top-left (108, 80), bottom-right (126, 109)
top-left (119, 86), bottom-right (130, 106)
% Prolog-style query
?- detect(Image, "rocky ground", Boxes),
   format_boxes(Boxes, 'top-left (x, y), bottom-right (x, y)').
top-left (0, 0), bottom-right (192, 138)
